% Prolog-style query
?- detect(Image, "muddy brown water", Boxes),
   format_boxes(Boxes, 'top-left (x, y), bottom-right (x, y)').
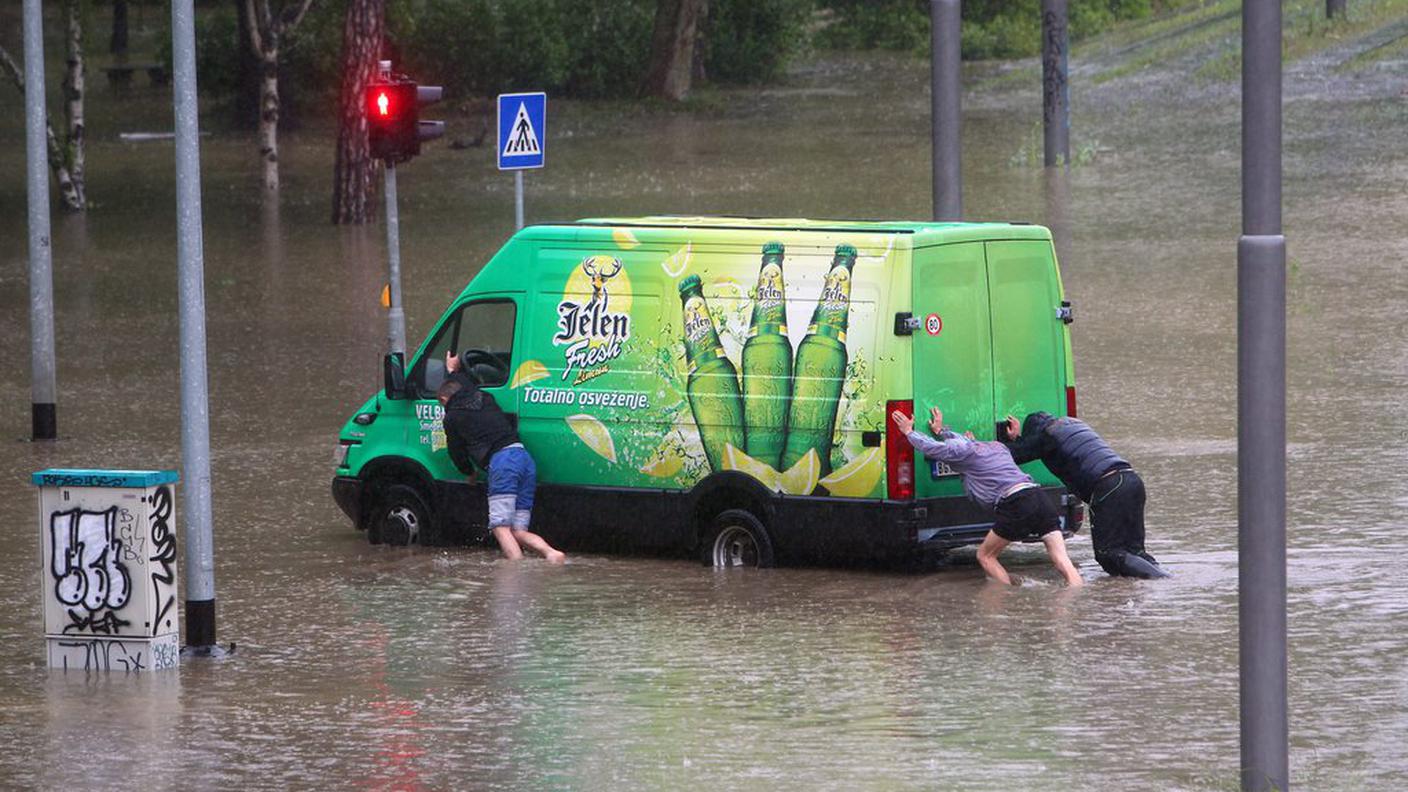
top-left (1, 51), bottom-right (1406, 790)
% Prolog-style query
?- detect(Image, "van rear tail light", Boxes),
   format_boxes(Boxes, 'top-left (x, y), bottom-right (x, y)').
top-left (885, 399), bottom-right (915, 500)
top-left (1066, 386), bottom-right (1078, 418)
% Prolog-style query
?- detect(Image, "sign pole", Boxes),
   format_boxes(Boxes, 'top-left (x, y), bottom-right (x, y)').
top-left (23, 0), bottom-right (58, 441)
top-left (1239, 0), bottom-right (1288, 789)
top-left (515, 170), bottom-right (524, 230)
top-left (171, 0), bottom-right (222, 656)
top-left (384, 162), bottom-right (406, 356)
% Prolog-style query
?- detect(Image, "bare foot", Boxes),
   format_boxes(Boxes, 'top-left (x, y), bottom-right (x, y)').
top-left (546, 550), bottom-right (566, 564)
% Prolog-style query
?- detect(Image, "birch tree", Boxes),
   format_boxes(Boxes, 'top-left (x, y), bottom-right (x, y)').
top-left (0, 3), bottom-right (86, 211)
top-left (243, 0), bottom-right (316, 191)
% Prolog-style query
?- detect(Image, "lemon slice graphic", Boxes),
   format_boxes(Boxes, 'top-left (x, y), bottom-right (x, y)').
top-left (721, 444), bottom-right (781, 491)
top-left (818, 447), bottom-right (883, 497)
top-left (566, 414), bottom-right (617, 463)
top-left (509, 359), bottom-right (550, 389)
top-left (661, 242), bottom-right (692, 278)
top-left (778, 449), bottom-right (821, 496)
top-left (613, 228), bottom-right (641, 249)
top-left (639, 448), bottom-right (684, 478)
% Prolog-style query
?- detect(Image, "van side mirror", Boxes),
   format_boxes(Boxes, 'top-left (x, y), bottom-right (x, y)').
top-left (383, 352), bottom-right (408, 400)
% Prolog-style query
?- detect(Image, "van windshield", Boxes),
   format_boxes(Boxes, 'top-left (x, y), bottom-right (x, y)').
top-left (411, 300), bottom-right (516, 398)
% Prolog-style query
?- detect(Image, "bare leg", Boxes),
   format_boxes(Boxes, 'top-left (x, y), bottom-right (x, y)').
top-left (514, 530), bottom-right (565, 564)
top-left (492, 526), bottom-right (523, 560)
top-left (975, 530), bottom-right (1014, 585)
top-left (1041, 531), bottom-right (1084, 587)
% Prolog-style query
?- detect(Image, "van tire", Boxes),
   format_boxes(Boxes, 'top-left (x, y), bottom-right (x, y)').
top-left (369, 484), bottom-right (431, 547)
top-left (701, 509), bottom-right (775, 569)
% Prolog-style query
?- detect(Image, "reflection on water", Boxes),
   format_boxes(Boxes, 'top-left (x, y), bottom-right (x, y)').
top-left (0, 50), bottom-right (1405, 790)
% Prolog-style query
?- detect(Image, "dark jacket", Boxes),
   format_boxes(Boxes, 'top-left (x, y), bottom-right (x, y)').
top-left (1003, 412), bottom-right (1128, 502)
top-left (442, 373), bottom-right (519, 474)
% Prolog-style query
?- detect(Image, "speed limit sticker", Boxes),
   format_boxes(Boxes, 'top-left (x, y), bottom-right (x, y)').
top-left (925, 313), bottom-right (943, 336)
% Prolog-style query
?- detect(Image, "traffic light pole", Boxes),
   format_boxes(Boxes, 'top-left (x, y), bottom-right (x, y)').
top-left (23, 0), bottom-right (58, 441)
top-left (384, 163), bottom-right (407, 356)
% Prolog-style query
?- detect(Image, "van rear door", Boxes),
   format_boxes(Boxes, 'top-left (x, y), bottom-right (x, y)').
top-left (910, 241), bottom-right (993, 500)
top-left (986, 240), bottom-right (1067, 485)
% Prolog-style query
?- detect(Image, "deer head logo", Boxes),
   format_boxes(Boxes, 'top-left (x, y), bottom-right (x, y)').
top-left (582, 256), bottom-right (623, 312)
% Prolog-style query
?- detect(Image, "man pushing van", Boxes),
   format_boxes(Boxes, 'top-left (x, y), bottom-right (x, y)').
top-left (1001, 412), bottom-right (1168, 579)
top-left (440, 352), bottom-right (565, 563)
top-left (892, 407), bottom-right (1083, 587)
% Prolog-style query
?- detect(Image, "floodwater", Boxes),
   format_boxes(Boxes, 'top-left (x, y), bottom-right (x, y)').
top-left (2, 42), bottom-right (1407, 790)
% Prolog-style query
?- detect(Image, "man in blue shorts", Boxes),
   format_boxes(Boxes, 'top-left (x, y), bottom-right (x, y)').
top-left (439, 353), bottom-right (564, 563)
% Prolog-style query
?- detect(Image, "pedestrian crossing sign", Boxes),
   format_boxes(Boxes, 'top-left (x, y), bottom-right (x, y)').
top-left (497, 92), bottom-right (546, 170)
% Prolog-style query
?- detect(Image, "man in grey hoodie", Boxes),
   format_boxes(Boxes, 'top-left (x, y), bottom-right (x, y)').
top-left (892, 406), bottom-right (1083, 587)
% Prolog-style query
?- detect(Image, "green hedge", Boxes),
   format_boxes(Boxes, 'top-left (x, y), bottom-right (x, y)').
top-left (188, 0), bottom-right (814, 121)
top-left (817, 0), bottom-right (1159, 59)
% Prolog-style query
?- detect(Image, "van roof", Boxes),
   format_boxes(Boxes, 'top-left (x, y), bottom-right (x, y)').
top-left (548, 216), bottom-right (1052, 246)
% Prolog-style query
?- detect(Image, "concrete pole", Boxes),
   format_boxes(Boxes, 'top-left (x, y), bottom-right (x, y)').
top-left (384, 163), bottom-right (406, 356)
top-left (930, 0), bottom-right (961, 221)
top-left (1042, 0), bottom-right (1071, 167)
top-left (171, 0), bottom-right (221, 654)
top-left (24, 0), bottom-right (58, 441)
top-left (514, 170), bottom-right (525, 230)
top-left (1239, 0), bottom-right (1288, 789)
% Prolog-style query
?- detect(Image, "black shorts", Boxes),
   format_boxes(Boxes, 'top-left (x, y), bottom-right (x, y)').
top-left (992, 487), bottom-right (1061, 542)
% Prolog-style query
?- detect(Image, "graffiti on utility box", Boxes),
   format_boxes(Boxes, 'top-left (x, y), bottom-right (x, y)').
top-left (34, 470), bottom-right (181, 672)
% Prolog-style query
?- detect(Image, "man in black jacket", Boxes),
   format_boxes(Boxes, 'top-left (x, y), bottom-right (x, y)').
top-left (1002, 412), bottom-right (1169, 579)
top-left (439, 352), bottom-right (564, 563)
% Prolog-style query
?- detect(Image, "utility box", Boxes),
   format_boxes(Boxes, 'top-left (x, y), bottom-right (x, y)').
top-left (33, 469), bottom-right (181, 672)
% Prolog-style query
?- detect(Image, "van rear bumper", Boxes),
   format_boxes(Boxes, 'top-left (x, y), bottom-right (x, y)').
top-left (769, 486), bottom-right (1079, 563)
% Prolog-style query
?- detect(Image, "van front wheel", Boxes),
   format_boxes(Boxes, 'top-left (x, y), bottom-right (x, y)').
top-left (369, 483), bottom-right (431, 547)
top-left (702, 509), bottom-right (775, 569)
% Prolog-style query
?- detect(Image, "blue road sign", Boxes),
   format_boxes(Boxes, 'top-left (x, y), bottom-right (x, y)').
top-left (497, 92), bottom-right (546, 170)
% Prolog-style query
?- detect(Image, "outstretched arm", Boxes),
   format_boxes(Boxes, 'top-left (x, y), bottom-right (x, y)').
top-left (892, 408), bottom-right (975, 464)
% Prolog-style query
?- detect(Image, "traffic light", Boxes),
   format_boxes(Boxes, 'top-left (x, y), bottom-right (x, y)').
top-left (366, 75), bottom-right (444, 163)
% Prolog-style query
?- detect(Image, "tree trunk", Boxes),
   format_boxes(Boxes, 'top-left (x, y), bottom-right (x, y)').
top-left (62, 0), bottom-right (86, 210)
top-left (692, 0), bottom-right (709, 84)
top-left (233, 0), bottom-right (261, 128)
top-left (111, 0), bottom-right (129, 56)
top-left (0, 42), bottom-right (82, 209)
top-left (258, 50), bottom-right (280, 190)
top-left (245, 0), bottom-right (314, 193)
top-left (332, 0), bottom-right (385, 225)
top-left (642, 0), bottom-right (705, 100)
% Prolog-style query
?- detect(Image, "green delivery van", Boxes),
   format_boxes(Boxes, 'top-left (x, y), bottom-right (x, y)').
top-left (332, 216), bottom-right (1083, 567)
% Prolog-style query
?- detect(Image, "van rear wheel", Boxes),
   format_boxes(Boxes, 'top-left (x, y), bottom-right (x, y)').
top-left (369, 483), bottom-right (431, 547)
top-left (701, 509), bottom-right (775, 569)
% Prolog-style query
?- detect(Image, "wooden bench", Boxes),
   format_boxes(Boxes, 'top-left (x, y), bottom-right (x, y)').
top-left (102, 63), bottom-right (169, 88)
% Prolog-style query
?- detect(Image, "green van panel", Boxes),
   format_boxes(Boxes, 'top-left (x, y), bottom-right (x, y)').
top-left (911, 241), bottom-right (992, 500)
top-left (986, 240), bottom-right (1066, 485)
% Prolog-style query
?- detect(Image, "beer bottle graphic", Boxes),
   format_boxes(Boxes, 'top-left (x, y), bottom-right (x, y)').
top-left (679, 275), bottom-right (746, 472)
top-left (741, 242), bottom-right (792, 469)
top-left (781, 243), bottom-right (857, 477)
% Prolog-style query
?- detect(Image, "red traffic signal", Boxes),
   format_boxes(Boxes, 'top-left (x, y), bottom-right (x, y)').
top-left (366, 77), bottom-right (444, 163)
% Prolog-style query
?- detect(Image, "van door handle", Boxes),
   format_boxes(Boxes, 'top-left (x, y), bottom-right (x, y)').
top-left (894, 312), bottom-right (919, 335)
